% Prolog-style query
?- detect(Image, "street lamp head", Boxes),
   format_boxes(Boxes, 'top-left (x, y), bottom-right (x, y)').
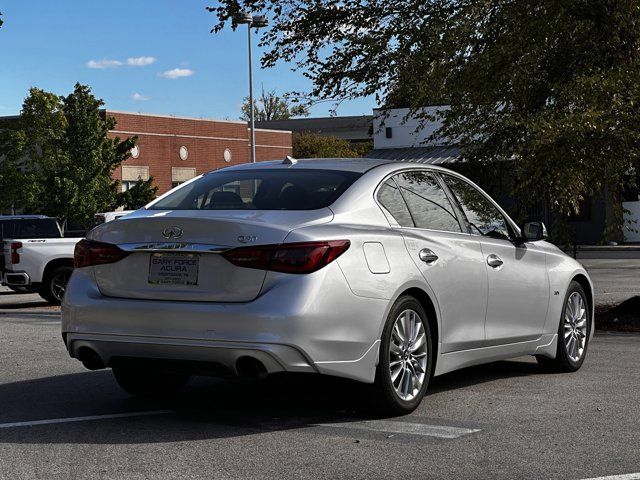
top-left (235, 11), bottom-right (253, 24)
top-left (252, 15), bottom-right (269, 28)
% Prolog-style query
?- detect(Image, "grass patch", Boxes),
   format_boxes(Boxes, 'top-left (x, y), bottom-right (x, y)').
top-left (595, 296), bottom-right (640, 333)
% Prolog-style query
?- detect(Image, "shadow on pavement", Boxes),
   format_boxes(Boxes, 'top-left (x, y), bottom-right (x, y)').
top-left (0, 301), bottom-right (52, 309)
top-left (0, 359), bottom-right (540, 445)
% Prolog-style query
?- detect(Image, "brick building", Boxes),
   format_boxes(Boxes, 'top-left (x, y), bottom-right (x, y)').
top-left (107, 111), bottom-right (292, 195)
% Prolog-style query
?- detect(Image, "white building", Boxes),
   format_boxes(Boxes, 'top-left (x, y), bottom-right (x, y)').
top-left (368, 107), bottom-right (459, 165)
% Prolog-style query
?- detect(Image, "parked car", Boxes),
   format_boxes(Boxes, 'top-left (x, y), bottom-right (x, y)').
top-left (0, 215), bottom-right (62, 293)
top-left (62, 158), bottom-right (594, 413)
top-left (1, 215), bottom-right (82, 304)
top-left (94, 210), bottom-right (134, 226)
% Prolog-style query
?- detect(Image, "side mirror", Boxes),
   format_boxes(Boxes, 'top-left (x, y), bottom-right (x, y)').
top-left (520, 221), bottom-right (548, 242)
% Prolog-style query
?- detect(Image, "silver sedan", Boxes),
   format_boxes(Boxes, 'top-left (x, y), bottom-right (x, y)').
top-left (62, 158), bottom-right (593, 414)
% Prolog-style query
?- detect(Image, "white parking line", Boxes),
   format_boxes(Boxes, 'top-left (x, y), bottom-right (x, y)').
top-left (580, 474), bottom-right (640, 480)
top-left (315, 419), bottom-right (480, 439)
top-left (0, 410), bottom-right (173, 429)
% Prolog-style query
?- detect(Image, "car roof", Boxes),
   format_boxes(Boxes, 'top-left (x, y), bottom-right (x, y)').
top-left (210, 157), bottom-right (455, 174)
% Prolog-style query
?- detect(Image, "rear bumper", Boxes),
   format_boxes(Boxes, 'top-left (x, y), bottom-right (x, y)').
top-left (67, 333), bottom-right (316, 375)
top-left (62, 266), bottom-right (387, 383)
top-left (4, 271), bottom-right (31, 287)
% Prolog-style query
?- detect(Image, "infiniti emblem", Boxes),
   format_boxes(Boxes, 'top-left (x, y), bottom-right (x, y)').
top-left (162, 226), bottom-right (183, 239)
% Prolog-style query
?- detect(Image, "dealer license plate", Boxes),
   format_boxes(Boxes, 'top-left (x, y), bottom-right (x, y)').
top-left (148, 253), bottom-right (199, 286)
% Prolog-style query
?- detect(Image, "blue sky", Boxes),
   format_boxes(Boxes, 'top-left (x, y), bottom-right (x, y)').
top-left (0, 1), bottom-right (376, 120)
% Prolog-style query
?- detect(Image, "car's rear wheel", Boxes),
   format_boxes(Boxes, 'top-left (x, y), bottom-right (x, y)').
top-left (112, 364), bottom-right (190, 397)
top-left (537, 281), bottom-right (590, 372)
top-left (38, 266), bottom-right (73, 305)
top-left (374, 295), bottom-right (432, 415)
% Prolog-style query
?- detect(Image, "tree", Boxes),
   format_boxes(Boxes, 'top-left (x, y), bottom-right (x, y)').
top-left (0, 84), bottom-right (137, 226)
top-left (292, 132), bottom-right (366, 158)
top-left (209, 1), bottom-right (640, 242)
top-left (117, 177), bottom-right (159, 210)
top-left (0, 11), bottom-right (4, 28)
top-left (240, 86), bottom-right (309, 122)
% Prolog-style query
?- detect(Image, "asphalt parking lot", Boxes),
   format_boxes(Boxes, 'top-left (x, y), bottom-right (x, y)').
top-left (0, 258), bottom-right (639, 480)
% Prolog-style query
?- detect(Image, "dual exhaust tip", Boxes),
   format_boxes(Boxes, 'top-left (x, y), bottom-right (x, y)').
top-left (77, 347), bottom-right (105, 371)
top-left (77, 347), bottom-right (268, 380)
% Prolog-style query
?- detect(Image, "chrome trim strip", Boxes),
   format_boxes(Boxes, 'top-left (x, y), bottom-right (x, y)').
top-left (119, 242), bottom-right (232, 254)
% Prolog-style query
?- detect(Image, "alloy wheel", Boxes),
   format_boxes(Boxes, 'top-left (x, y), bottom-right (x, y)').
top-left (564, 292), bottom-right (587, 362)
top-left (389, 309), bottom-right (428, 401)
top-left (51, 270), bottom-right (72, 303)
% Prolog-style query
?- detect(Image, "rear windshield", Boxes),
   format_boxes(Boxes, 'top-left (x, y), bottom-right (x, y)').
top-left (0, 219), bottom-right (61, 240)
top-left (149, 169), bottom-right (362, 211)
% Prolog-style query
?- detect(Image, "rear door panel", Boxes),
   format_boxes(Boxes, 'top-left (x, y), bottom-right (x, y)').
top-left (403, 229), bottom-right (488, 352)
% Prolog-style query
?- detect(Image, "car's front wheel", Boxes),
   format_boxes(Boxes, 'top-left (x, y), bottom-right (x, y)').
top-left (374, 295), bottom-right (433, 415)
top-left (112, 365), bottom-right (190, 397)
top-left (537, 280), bottom-right (591, 372)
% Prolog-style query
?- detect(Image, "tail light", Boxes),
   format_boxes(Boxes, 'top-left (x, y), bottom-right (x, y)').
top-left (222, 240), bottom-right (350, 274)
top-left (10, 242), bottom-right (22, 265)
top-left (74, 239), bottom-right (129, 268)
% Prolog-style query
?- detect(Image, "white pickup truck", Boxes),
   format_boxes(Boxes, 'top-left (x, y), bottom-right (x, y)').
top-left (1, 216), bottom-right (82, 304)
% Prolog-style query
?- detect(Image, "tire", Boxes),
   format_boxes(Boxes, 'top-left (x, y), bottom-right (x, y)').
top-left (374, 295), bottom-right (433, 415)
top-left (536, 280), bottom-right (591, 372)
top-left (38, 265), bottom-right (73, 305)
top-left (112, 364), bottom-right (190, 398)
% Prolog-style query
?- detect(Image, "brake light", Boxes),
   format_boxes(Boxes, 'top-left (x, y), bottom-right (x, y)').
top-left (74, 239), bottom-right (129, 268)
top-left (10, 242), bottom-right (22, 265)
top-left (222, 240), bottom-right (350, 274)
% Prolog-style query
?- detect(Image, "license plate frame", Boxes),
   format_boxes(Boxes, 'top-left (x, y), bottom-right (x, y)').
top-left (148, 253), bottom-right (199, 286)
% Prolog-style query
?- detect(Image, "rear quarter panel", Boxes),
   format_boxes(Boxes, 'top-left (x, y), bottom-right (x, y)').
top-left (284, 222), bottom-right (437, 346)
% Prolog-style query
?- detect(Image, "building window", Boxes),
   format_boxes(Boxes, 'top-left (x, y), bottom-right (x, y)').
top-left (385, 127), bottom-right (393, 139)
top-left (171, 181), bottom-right (183, 189)
top-left (122, 180), bottom-right (138, 192)
top-left (172, 167), bottom-right (196, 186)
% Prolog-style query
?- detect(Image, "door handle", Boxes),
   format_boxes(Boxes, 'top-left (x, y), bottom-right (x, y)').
top-left (487, 254), bottom-right (503, 268)
top-left (419, 248), bottom-right (438, 264)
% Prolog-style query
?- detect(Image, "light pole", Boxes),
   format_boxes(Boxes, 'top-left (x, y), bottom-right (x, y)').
top-left (236, 12), bottom-right (268, 163)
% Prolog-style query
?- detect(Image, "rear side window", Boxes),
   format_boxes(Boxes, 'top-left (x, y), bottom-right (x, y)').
top-left (0, 221), bottom-right (16, 241)
top-left (149, 169), bottom-right (362, 211)
top-left (394, 171), bottom-right (462, 232)
top-left (14, 219), bottom-right (61, 239)
top-left (377, 180), bottom-right (413, 227)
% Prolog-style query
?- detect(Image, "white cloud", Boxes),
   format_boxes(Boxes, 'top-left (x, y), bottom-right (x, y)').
top-left (131, 93), bottom-right (150, 101)
top-left (126, 56), bottom-right (157, 67)
top-left (87, 59), bottom-right (122, 69)
top-left (160, 68), bottom-right (194, 79)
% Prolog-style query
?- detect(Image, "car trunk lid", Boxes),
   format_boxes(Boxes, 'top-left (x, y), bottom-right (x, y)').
top-left (89, 209), bottom-right (333, 302)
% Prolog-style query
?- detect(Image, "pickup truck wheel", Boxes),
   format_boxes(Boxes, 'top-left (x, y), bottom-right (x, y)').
top-left (39, 266), bottom-right (73, 305)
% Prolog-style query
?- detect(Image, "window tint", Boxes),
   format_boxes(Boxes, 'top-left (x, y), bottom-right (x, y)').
top-left (15, 219), bottom-right (61, 239)
top-left (150, 169), bottom-right (362, 211)
top-left (443, 175), bottom-right (512, 240)
top-left (377, 179), bottom-right (413, 227)
top-left (394, 171), bottom-right (462, 232)
top-left (0, 221), bottom-right (16, 241)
